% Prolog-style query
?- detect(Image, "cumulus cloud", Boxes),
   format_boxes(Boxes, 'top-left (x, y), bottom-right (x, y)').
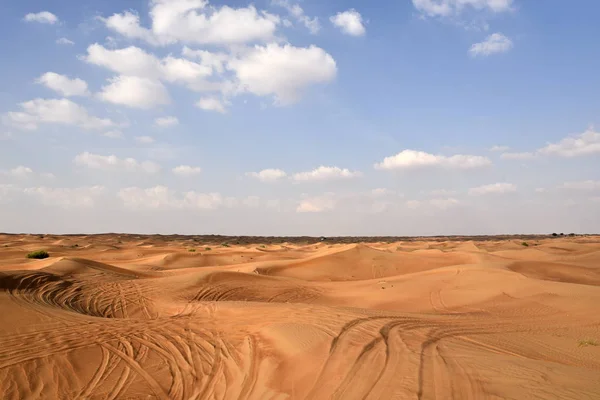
top-left (2, 98), bottom-right (114, 131)
top-left (154, 116), bottom-right (179, 127)
top-left (103, 0), bottom-right (280, 46)
top-left (83, 39), bottom-right (337, 107)
top-left (228, 43), bottom-right (337, 104)
top-left (196, 97), bottom-right (227, 113)
top-left (469, 33), bottom-right (513, 57)
top-left (56, 37), bottom-right (74, 45)
top-left (36, 72), bottom-right (89, 97)
top-left (272, 0), bottom-right (320, 34)
top-left (538, 128), bottom-right (600, 157)
top-left (412, 0), bottom-right (513, 18)
top-left (98, 75), bottom-right (170, 109)
top-left (103, 130), bottom-right (124, 139)
top-left (74, 152), bottom-right (161, 174)
top-left (2, 166), bottom-right (34, 179)
top-left (297, 193), bottom-right (336, 213)
top-left (24, 11), bottom-right (58, 24)
top-left (559, 180), bottom-right (600, 191)
top-left (374, 149), bottom-right (491, 170)
top-left (293, 166), bottom-right (362, 182)
top-left (118, 186), bottom-right (226, 210)
top-left (23, 186), bottom-right (105, 208)
top-left (135, 136), bottom-right (155, 144)
top-left (246, 169), bottom-right (287, 182)
top-left (469, 182), bottom-right (517, 196)
top-left (330, 9), bottom-right (366, 36)
top-left (173, 165), bottom-right (202, 176)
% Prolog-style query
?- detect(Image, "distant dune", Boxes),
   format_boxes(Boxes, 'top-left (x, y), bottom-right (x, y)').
top-left (1, 234), bottom-right (599, 399)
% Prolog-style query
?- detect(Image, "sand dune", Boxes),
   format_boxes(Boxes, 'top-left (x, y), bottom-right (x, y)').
top-left (1, 234), bottom-right (600, 399)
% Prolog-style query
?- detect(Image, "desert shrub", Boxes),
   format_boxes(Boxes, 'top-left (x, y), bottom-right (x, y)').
top-left (552, 233), bottom-right (558, 237)
top-left (578, 339), bottom-right (598, 347)
top-left (27, 250), bottom-right (49, 259)
top-left (522, 242), bottom-right (529, 247)
top-left (205, 247), bottom-right (212, 251)
top-left (222, 243), bottom-right (230, 247)
top-left (189, 249), bottom-right (196, 252)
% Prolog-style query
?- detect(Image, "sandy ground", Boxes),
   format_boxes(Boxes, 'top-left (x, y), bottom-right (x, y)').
top-left (1, 234), bottom-right (599, 399)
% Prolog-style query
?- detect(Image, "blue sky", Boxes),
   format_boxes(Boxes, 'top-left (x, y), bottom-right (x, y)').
top-left (1, 0), bottom-right (599, 235)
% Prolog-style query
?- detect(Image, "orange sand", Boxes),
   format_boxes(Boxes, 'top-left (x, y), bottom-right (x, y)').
top-left (1, 234), bottom-right (599, 399)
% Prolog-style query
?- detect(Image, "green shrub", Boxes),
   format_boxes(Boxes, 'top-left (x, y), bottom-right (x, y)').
top-left (205, 247), bottom-right (212, 251)
top-left (522, 242), bottom-right (529, 247)
top-left (222, 243), bottom-right (230, 247)
top-left (27, 250), bottom-right (49, 259)
top-left (189, 249), bottom-right (196, 252)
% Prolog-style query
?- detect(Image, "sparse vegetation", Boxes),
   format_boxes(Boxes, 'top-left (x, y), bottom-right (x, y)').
top-left (578, 339), bottom-right (598, 347)
top-left (189, 249), bottom-right (196, 252)
top-left (27, 250), bottom-right (49, 260)
top-left (222, 243), bottom-right (230, 247)
top-left (260, 245), bottom-right (266, 248)
top-left (522, 242), bottom-right (529, 247)
top-left (205, 247), bottom-right (212, 251)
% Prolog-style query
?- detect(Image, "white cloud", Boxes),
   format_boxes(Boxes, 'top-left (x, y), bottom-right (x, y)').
top-left (538, 128), bottom-right (600, 157)
top-left (82, 44), bottom-right (162, 78)
top-left (3, 166), bottom-right (33, 178)
top-left (272, 0), bottom-right (320, 34)
top-left (36, 72), bottom-right (89, 97)
top-left (182, 47), bottom-right (229, 73)
top-left (500, 152), bottom-right (536, 160)
top-left (246, 169), bottom-right (287, 182)
top-left (24, 11), bottom-right (58, 24)
top-left (135, 136), bottom-right (155, 144)
top-left (559, 180), bottom-right (600, 191)
top-left (469, 182), bottom-right (517, 196)
top-left (490, 145), bottom-right (509, 152)
top-left (535, 188), bottom-right (546, 193)
top-left (469, 33), bottom-right (513, 57)
top-left (196, 97), bottom-right (227, 113)
top-left (293, 166), bottom-right (362, 182)
top-left (3, 98), bottom-right (114, 131)
top-left (98, 75), bottom-right (170, 109)
top-left (330, 9), bottom-right (366, 36)
top-left (173, 165), bottom-right (202, 176)
top-left (103, 130), bottom-right (124, 139)
top-left (104, 1), bottom-right (280, 46)
top-left (297, 193), bottom-right (336, 213)
top-left (74, 152), bottom-right (161, 174)
top-left (56, 37), bottom-right (74, 45)
top-left (24, 186), bottom-right (105, 208)
top-left (375, 149), bottom-right (491, 170)
top-left (154, 116), bottom-right (179, 127)
top-left (118, 186), bottom-right (224, 210)
top-left (412, 0), bottom-right (513, 18)
top-left (429, 198), bottom-right (460, 209)
top-left (228, 43), bottom-right (337, 104)
top-left (83, 40), bottom-right (337, 107)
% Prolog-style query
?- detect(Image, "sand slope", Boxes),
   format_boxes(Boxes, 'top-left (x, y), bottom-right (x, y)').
top-left (1, 234), bottom-right (600, 399)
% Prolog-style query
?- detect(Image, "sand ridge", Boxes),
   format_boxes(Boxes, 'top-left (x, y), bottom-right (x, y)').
top-left (1, 234), bottom-right (600, 399)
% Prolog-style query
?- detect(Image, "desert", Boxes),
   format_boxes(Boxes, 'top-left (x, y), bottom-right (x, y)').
top-left (1, 233), bottom-right (599, 399)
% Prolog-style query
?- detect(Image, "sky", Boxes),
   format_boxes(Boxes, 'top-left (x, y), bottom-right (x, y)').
top-left (1, 0), bottom-right (599, 236)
